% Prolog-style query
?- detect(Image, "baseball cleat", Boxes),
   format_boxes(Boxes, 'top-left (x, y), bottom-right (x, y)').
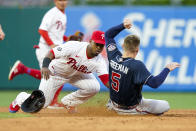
top-left (8, 60), bottom-right (24, 80)
top-left (9, 102), bottom-right (20, 113)
top-left (47, 103), bottom-right (64, 109)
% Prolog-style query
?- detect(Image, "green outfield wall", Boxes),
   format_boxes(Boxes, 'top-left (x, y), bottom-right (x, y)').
top-left (0, 8), bottom-right (50, 90)
top-left (1, 7), bottom-right (196, 92)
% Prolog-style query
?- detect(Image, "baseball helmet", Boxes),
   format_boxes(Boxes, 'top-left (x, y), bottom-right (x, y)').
top-left (21, 90), bottom-right (45, 113)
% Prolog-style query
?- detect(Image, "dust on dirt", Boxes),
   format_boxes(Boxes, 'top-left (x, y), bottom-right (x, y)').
top-left (0, 107), bottom-right (196, 131)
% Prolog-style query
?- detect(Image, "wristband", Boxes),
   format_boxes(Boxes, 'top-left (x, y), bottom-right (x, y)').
top-left (42, 57), bottom-right (51, 68)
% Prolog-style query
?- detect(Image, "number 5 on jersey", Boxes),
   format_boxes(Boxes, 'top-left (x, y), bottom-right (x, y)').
top-left (111, 71), bottom-right (121, 92)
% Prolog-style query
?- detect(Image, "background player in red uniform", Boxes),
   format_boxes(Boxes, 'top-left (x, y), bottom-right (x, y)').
top-left (8, 0), bottom-right (69, 109)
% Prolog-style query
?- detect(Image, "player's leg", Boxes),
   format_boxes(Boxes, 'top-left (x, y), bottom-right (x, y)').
top-left (38, 75), bottom-right (67, 108)
top-left (106, 98), bottom-right (169, 115)
top-left (47, 85), bottom-right (64, 109)
top-left (136, 98), bottom-right (170, 115)
top-left (8, 43), bottom-right (48, 80)
top-left (36, 44), bottom-right (65, 107)
top-left (35, 45), bottom-right (64, 107)
top-left (106, 99), bottom-right (141, 115)
top-left (8, 60), bottom-right (41, 80)
top-left (61, 74), bottom-right (100, 112)
top-left (9, 92), bottom-right (30, 113)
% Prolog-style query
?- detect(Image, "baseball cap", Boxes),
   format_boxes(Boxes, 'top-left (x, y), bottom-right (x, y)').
top-left (91, 30), bottom-right (105, 45)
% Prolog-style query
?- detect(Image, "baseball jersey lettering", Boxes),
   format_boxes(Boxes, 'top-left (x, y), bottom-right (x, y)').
top-left (39, 7), bottom-right (67, 45)
top-left (56, 20), bottom-right (63, 30)
top-left (110, 60), bottom-right (129, 74)
top-left (36, 7), bottom-right (67, 68)
top-left (105, 23), bottom-right (151, 106)
top-left (50, 41), bottom-right (108, 78)
top-left (67, 57), bottom-right (91, 74)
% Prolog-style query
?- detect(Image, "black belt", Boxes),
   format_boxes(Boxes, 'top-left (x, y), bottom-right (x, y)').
top-left (111, 100), bottom-right (138, 110)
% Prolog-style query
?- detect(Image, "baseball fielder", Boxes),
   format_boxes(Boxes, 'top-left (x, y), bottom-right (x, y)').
top-left (9, 30), bottom-right (109, 113)
top-left (105, 19), bottom-right (180, 115)
top-left (8, 0), bottom-right (68, 108)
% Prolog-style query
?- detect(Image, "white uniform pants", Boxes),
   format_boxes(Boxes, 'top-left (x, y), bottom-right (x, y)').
top-left (35, 42), bottom-right (51, 68)
top-left (107, 98), bottom-right (170, 115)
top-left (39, 74), bottom-right (100, 108)
top-left (14, 74), bottom-right (100, 108)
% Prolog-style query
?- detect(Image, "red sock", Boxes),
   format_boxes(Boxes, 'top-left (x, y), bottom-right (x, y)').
top-left (50, 85), bottom-right (63, 105)
top-left (23, 66), bottom-right (41, 80)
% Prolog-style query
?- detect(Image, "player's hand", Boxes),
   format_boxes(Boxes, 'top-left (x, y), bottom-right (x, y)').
top-left (50, 44), bottom-right (58, 48)
top-left (166, 62), bottom-right (180, 71)
top-left (123, 18), bottom-right (132, 29)
top-left (0, 30), bottom-right (5, 40)
top-left (41, 67), bottom-right (52, 80)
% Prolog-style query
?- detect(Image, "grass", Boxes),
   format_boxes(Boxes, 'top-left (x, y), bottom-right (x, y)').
top-left (1, 91), bottom-right (196, 109)
top-left (0, 113), bottom-right (32, 119)
top-left (0, 91), bottom-right (196, 118)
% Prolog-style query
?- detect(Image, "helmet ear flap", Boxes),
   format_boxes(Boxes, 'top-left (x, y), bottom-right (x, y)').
top-left (21, 90), bottom-right (45, 113)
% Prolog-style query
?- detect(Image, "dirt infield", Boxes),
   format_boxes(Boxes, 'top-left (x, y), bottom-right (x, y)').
top-left (1, 107), bottom-right (196, 131)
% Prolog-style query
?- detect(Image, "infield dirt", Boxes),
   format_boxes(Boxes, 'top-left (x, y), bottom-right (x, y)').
top-left (0, 107), bottom-right (196, 131)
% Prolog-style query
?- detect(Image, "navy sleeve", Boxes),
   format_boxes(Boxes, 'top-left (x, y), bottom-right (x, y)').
top-left (146, 68), bottom-right (170, 88)
top-left (133, 61), bottom-right (151, 85)
top-left (105, 24), bottom-right (125, 59)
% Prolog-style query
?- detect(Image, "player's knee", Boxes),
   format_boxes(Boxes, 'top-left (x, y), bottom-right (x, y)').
top-left (94, 85), bottom-right (100, 93)
top-left (90, 84), bottom-right (100, 94)
top-left (16, 92), bottom-right (30, 106)
top-left (162, 100), bottom-right (170, 112)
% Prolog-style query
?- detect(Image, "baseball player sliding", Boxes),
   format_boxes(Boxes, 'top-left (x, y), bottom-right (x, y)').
top-left (9, 30), bottom-right (109, 113)
top-left (105, 19), bottom-right (180, 115)
top-left (8, 0), bottom-right (68, 108)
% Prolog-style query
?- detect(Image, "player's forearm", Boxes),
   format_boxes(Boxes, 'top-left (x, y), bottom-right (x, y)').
top-left (146, 68), bottom-right (170, 88)
top-left (42, 50), bottom-right (55, 68)
top-left (105, 23), bottom-right (125, 39)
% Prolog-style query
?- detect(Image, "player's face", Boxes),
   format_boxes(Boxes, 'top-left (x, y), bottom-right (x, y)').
top-left (55, 0), bottom-right (68, 11)
top-left (89, 40), bottom-right (104, 56)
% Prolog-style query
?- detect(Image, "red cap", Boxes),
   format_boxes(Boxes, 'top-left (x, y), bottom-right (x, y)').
top-left (91, 31), bottom-right (105, 45)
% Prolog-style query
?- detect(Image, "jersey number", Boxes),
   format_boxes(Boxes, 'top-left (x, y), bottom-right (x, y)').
top-left (111, 71), bottom-right (121, 92)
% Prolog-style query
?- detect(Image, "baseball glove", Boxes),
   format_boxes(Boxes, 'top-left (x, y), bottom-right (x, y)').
top-left (21, 90), bottom-right (45, 113)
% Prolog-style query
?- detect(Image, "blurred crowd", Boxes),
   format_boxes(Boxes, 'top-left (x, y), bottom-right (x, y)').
top-left (0, 0), bottom-right (195, 7)
top-left (0, 0), bottom-right (52, 7)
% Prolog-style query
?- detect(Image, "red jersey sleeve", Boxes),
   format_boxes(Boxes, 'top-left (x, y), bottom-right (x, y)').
top-left (38, 29), bottom-right (54, 46)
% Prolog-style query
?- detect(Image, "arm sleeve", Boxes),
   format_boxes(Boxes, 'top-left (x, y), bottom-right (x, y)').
top-left (105, 24), bottom-right (125, 59)
top-left (98, 74), bottom-right (109, 85)
top-left (50, 49), bottom-right (55, 58)
top-left (38, 29), bottom-right (54, 46)
top-left (146, 68), bottom-right (170, 88)
top-left (63, 35), bottom-right (68, 42)
top-left (39, 10), bottom-right (54, 45)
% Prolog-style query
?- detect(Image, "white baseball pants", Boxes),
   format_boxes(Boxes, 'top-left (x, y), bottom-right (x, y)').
top-left (39, 74), bottom-right (100, 108)
top-left (14, 74), bottom-right (100, 108)
top-left (12, 92), bottom-right (30, 107)
top-left (35, 43), bottom-right (51, 68)
top-left (107, 98), bottom-right (170, 115)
